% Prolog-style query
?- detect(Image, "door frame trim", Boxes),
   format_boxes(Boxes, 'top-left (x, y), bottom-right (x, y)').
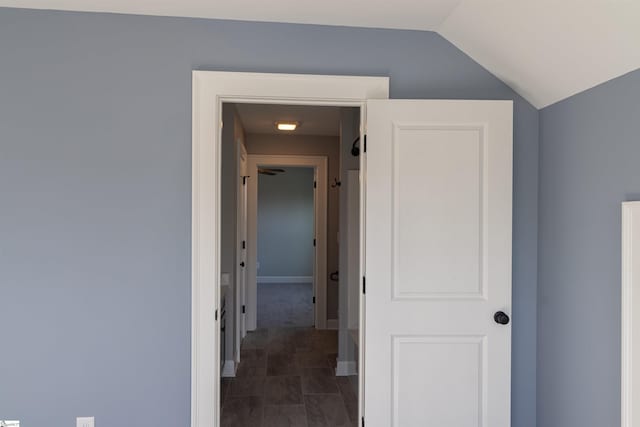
top-left (235, 140), bottom-right (248, 367)
top-left (247, 154), bottom-right (328, 330)
top-left (622, 201), bottom-right (640, 427)
top-left (191, 70), bottom-right (389, 427)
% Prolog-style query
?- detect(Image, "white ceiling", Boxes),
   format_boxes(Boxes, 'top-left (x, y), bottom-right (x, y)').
top-left (233, 103), bottom-right (341, 136)
top-left (0, 0), bottom-right (463, 31)
top-left (3, 0), bottom-right (639, 108)
top-left (439, 0), bottom-right (640, 108)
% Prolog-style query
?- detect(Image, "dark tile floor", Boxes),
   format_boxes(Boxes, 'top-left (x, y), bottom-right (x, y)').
top-left (221, 327), bottom-right (358, 427)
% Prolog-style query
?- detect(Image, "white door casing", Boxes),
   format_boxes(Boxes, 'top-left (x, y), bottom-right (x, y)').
top-left (622, 201), bottom-right (640, 427)
top-left (364, 100), bottom-right (513, 427)
top-left (191, 71), bottom-right (388, 427)
top-left (236, 141), bottom-right (249, 360)
top-left (347, 169), bottom-right (361, 332)
top-left (246, 155), bottom-right (328, 330)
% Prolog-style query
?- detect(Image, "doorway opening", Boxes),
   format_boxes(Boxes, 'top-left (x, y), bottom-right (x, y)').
top-left (256, 165), bottom-right (315, 329)
top-left (193, 72), bottom-right (513, 427)
top-left (218, 102), bottom-right (361, 425)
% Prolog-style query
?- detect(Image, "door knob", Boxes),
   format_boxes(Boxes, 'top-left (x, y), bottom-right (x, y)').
top-left (494, 311), bottom-right (510, 325)
top-left (240, 262), bottom-right (245, 267)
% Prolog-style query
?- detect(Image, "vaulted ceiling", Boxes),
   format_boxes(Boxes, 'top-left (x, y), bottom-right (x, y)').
top-left (3, 0), bottom-right (639, 108)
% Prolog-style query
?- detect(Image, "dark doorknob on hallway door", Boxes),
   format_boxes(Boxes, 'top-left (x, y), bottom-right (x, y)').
top-left (240, 262), bottom-right (245, 267)
top-left (494, 311), bottom-right (510, 325)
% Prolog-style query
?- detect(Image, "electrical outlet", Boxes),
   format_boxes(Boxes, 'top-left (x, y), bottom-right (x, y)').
top-left (221, 273), bottom-right (230, 286)
top-left (76, 417), bottom-right (94, 427)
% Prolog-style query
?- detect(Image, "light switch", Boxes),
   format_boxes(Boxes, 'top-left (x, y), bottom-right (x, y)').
top-left (77, 417), bottom-right (94, 427)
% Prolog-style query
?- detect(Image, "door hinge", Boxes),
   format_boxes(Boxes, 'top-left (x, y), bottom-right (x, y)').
top-left (313, 238), bottom-right (316, 247)
top-left (363, 135), bottom-right (367, 153)
top-left (242, 176), bottom-right (247, 185)
top-left (215, 309), bottom-right (218, 321)
top-left (313, 181), bottom-right (317, 189)
top-left (362, 276), bottom-right (366, 294)
top-left (242, 305), bottom-right (246, 314)
top-left (362, 417), bottom-right (365, 427)
top-left (242, 240), bottom-right (246, 249)
top-left (313, 296), bottom-right (316, 304)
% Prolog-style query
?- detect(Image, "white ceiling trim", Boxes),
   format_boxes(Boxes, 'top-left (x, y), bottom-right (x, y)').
top-left (2, 0), bottom-right (639, 108)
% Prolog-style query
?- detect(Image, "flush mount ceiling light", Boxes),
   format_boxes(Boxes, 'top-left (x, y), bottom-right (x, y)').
top-left (275, 121), bottom-right (299, 131)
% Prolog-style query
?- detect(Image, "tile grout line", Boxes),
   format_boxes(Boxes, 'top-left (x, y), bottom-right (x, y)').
top-left (224, 327), bottom-right (350, 426)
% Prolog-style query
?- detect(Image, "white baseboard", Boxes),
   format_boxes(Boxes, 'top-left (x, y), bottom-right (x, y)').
top-left (221, 360), bottom-right (236, 378)
top-left (326, 319), bottom-right (339, 329)
top-left (335, 360), bottom-right (357, 376)
top-left (257, 276), bottom-right (313, 284)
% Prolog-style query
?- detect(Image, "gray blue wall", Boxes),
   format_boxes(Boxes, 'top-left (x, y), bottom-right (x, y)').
top-left (257, 167), bottom-right (314, 277)
top-left (0, 7), bottom-right (539, 426)
top-left (538, 68), bottom-right (640, 427)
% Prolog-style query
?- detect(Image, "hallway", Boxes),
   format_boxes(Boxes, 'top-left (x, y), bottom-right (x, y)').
top-left (221, 328), bottom-right (357, 427)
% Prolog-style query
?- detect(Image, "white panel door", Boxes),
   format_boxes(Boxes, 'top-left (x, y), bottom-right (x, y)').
top-left (364, 100), bottom-right (513, 427)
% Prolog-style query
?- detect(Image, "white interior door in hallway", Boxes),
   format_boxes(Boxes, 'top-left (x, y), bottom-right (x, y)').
top-left (191, 71), bottom-right (513, 427)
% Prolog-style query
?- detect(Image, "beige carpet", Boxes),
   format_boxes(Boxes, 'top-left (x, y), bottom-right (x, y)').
top-left (257, 283), bottom-right (313, 328)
